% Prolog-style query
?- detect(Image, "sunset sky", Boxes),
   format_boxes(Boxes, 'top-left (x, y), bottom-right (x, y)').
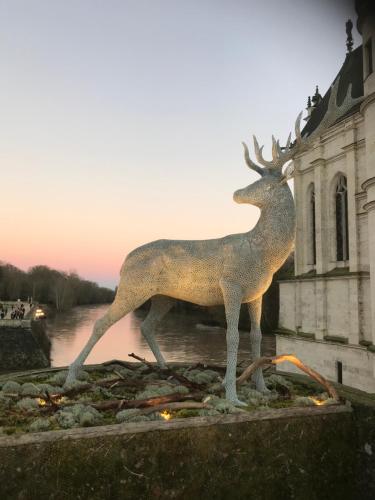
top-left (1, 0), bottom-right (358, 288)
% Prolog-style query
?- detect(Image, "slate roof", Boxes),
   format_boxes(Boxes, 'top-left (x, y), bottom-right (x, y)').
top-left (302, 45), bottom-right (364, 138)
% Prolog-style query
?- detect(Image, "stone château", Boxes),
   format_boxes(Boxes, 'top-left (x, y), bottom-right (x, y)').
top-left (276, 1), bottom-right (375, 392)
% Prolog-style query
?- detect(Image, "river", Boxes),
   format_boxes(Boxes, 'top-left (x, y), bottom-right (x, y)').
top-left (47, 304), bottom-right (275, 367)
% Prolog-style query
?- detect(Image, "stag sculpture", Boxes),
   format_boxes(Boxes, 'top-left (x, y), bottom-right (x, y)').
top-left (65, 77), bottom-right (361, 405)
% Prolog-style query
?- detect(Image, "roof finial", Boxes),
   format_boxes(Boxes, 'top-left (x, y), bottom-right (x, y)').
top-left (346, 19), bottom-right (353, 53)
top-left (311, 86), bottom-right (322, 107)
top-left (304, 95), bottom-right (313, 122)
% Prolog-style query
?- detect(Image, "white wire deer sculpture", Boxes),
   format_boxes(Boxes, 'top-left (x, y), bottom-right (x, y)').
top-left (65, 77), bottom-right (361, 405)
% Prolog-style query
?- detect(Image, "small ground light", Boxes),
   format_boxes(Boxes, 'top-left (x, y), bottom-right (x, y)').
top-left (160, 410), bottom-right (172, 421)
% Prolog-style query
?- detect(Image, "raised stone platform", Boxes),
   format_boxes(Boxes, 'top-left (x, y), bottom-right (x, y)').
top-left (0, 405), bottom-right (354, 500)
top-left (0, 320), bottom-right (51, 371)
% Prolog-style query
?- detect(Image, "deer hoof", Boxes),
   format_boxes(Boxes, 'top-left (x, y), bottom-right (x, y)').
top-left (231, 398), bottom-right (248, 407)
top-left (225, 390), bottom-right (247, 407)
top-left (257, 384), bottom-right (271, 394)
top-left (64, 365), bottom-right (79, 387)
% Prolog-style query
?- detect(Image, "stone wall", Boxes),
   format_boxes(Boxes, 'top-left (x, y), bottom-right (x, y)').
top-left (0, 406), bottom-right (355, 500)
top-left (279, 273), bottom-right (372, 344)
top-left (0, 321), bottom-right (50, 371)
top-left (282, 371), bottom-right (375, 500)
top-left (276, 334), bottom-right (375, 392)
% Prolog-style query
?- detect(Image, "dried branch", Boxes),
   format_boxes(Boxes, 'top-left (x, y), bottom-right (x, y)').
top-left (91, 391), bottom-right (203, 412)
top-left (61, 377), bottom-right (144, 398)
top-left (237, 354), bottom-right (339, 400)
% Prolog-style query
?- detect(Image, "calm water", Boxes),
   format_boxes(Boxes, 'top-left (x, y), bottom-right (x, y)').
top-left (47, 305), bottom-right (275, 368)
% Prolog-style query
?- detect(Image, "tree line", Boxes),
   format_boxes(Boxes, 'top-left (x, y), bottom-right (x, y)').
top-left (0, 262), bottom-right (115, 311)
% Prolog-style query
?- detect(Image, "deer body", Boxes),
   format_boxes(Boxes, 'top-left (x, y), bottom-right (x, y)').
top-left (66, 176), bottom-right (295, 404)
top-left (121, 183), bottom-right (294, 308)
top-left (65, 75), bottom-right (357, 404)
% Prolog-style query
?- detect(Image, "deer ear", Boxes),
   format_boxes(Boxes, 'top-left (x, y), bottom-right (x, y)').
top-left (279, 175), bottom-right (288, 185)
top-left (280, 162), bottom-right (295, 185)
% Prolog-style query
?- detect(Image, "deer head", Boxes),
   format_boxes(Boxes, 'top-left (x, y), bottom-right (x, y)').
top-left (234, 76), bottom-right (362, 208)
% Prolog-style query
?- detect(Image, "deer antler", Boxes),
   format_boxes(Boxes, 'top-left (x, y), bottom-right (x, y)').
top-left (241, 141), bottom-right (264, 176)
top-left (243, 75), bottom-right (363, 178)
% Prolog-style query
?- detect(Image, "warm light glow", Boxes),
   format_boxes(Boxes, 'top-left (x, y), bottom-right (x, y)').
top-left (272, 354), bottom-right (302, 366)
top-left (36, 395), bottom-right (65, 406)
top-left (308, 397), bottom-right (326, 406)
top-left (53, 396), bottom-right (65, 405)
top-left (34, 308), bottom-right (45, 319)
top-left (160, 410), bottom-right (172, 421)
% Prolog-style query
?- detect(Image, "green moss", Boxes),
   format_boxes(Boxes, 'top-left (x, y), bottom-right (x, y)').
top-left (268, 399), bottom-right (295, 409)
top-left (135, 384), bottom-right (185, 399)
top-left (0, 364), bottom-right (349, 435)
top-left (3, 426), bottom-right (17, 435)
top-left (184, 369), bottom-right (220, 384)
top-left (116, 409), bottom-right (142, 422)
top-left (16, 398), bottom-right (39, 411)
top-left (47, 371), bottom-right (68, 385)
top-left (2, 381), bottom-right (21, 394)
top-left (175, 409), bottom-right (201, 418)
top-left (294, 396), bottom-right (316, 407)
top-left (29, 418), bottom-right (51, 433)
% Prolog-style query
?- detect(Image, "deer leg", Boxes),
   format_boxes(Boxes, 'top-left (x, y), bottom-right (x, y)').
top-left (65, 290), bottom-right (149, 386)
top-left (220, 280), bottom-right (245, 406)
top-left (141, 295), bottom-right (174, 368)
top-left (247, 297), bottom-right (269, 393)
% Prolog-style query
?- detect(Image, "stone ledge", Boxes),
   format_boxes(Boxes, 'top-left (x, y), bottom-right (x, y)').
top-left (0, 405), bottom-right (350, 448)
top-left (324, 335), bottom-right (349, 344)
top-left (297, 331), bottom-right (316, 340)
top-left (278, 269), bottom-right (370, 282)
top-left (359, 340), bottom-right (372, 347)
top-left (0, 319), bottom-right (31, 328)
top-left (274, 327), bottom-right (296, 337)
top-left (276, 331), bottom-right (372, 350)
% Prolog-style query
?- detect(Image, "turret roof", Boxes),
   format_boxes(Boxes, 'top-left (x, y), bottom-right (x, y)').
top-left (302, 45), bottom-right (363, 138)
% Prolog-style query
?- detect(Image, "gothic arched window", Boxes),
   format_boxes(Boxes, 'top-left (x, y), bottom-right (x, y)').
top-left (307, 184), bottom-right (316, 265)
top-left (335, 175), bottom-right (349, 261)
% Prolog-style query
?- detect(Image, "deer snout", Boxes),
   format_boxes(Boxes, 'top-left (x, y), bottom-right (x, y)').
top-left (233, 189), bottom-right (246, 203)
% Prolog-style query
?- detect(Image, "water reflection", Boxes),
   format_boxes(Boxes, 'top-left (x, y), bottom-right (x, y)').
top-left (47, 304), bottom-right (275, 367)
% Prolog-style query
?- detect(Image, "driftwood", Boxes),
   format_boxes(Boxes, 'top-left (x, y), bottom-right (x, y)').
top-left (237, 354), bottom-right (339, 401)
top-left (37, 391), bottom-right (203, 415)
top-left (102, 359), bottom-right (138, 370)
top-left (128, 353), bottom-right (204, 391)
top-left (90, 391), bottom-right (203, 411)
top-left (60, 376), bottom-right (144, 399)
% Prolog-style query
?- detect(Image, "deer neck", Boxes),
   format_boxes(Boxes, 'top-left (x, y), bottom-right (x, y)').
top-left (249, 185), bottom-right (295, 270)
